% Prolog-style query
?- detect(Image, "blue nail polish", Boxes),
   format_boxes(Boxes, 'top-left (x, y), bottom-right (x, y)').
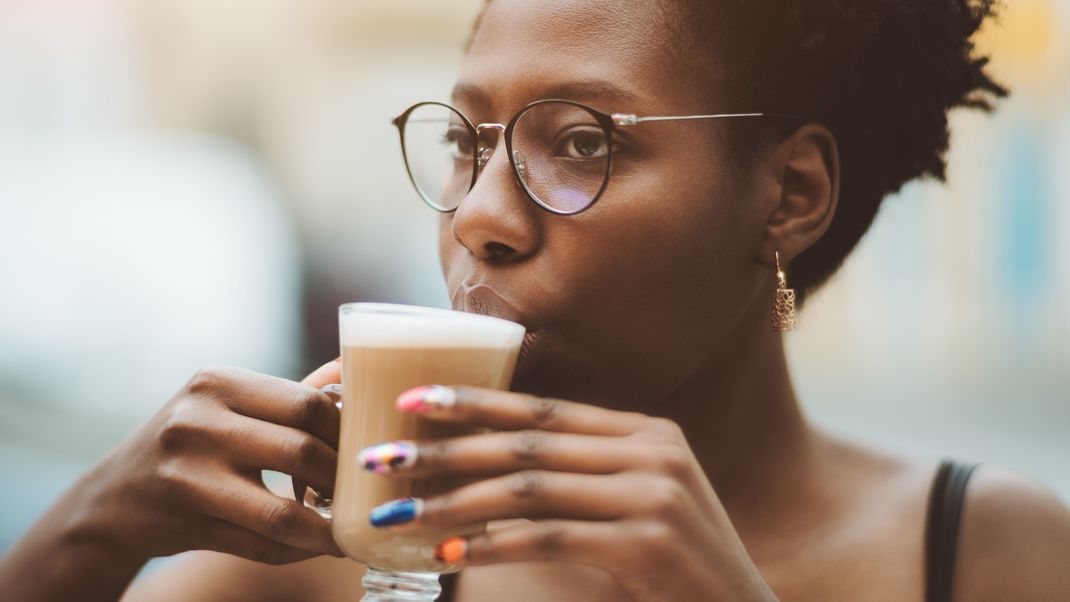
top-left (369, 497), bottom-right (422, 527)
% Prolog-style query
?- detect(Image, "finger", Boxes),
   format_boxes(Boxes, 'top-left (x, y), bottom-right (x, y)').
top-left (301, 357), bottom-right (342, 389)
top-left (221, 413), bottom-right (337, 496)
top-left (190, 366), bottom-right (340, 449)
top-left (197, 473), bottom-right (342, 557)
top-left (201, 517), bottom-right (328, 565)
top-left (356, 431), bottom-right (641, 478)
top-left (433, 520), bottom-right (617, 568)
top-left (374, 472), bottom-right (631, 529)
top-left (395, 385), bottom-right (642, 436)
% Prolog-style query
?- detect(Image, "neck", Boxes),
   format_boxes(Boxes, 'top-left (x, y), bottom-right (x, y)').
top-left (654, 299), bottom-right (815, 512)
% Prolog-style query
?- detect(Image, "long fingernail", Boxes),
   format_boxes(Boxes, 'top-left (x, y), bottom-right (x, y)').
top-left (397, 385), bottom-right (456, 413)
top-left (358, 441), bottom-right (417, 474)
top-left (369, 498), bottom-right (422, 527)
top-left (435, 537), bottom-right (467, 564)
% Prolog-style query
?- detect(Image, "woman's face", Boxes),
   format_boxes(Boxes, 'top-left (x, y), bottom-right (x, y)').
top-left (439, 0), bottom-right (774, 409)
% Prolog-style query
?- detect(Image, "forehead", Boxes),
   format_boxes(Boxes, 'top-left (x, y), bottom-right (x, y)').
top-left (457, 0), bottom-right (691, 115)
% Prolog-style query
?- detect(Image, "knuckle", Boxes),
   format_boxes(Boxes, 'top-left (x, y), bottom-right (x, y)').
top-left (511, 430), bottom-right (547, 464)
top-left (291, 389), bottom-right (331, 428)
top-left (186, 365), bottom-right (234, 396)
top-left (262, 501), bottom-right (302, 539)
top-left (283, 434), bottom-right (321, 474)
top-left (652, 446), bottom-right (693, 480)
top-left (645, 417), bottom-right (685, 442)
top-left (635, 520), bottom-right (675, 554)
top-left (157, 404), bottom-right (204, 453)
top-left (532, 523), bottom-right (568, 554)
top-left (154, 459), bottom-right (193, 498)
top-left (644, 478), bottom-right (687, 518)
top-left (509, 470), bottom-right (544, 500)
top-left (528, 396), bottom-right (562, 427)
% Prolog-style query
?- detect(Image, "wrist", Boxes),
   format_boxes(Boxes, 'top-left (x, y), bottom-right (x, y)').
top-left (0, 466), bottom-right (149, 602)
top-left (60, 458), bottom-right (154, 568)
top-left (59, 507), bottom-right (150, 572)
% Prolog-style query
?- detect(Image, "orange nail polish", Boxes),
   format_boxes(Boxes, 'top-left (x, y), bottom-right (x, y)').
top-left (435, 537), bottom-right (467, 564)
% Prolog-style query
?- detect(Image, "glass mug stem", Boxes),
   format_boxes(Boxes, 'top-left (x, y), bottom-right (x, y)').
top-left (294, 384), bottom-right (443, 602)
top-left (362, 570), bottom-right (442, 601)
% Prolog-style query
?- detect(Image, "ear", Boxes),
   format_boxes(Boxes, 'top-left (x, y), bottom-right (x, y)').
top-left (758, 124), bottom-right (839, 268)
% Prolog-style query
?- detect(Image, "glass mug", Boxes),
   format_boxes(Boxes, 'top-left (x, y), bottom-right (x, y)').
top-left (296, 303), bottom-right (525, 601)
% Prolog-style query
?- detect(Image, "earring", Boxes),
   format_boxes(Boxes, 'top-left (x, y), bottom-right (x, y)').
top-left (772, 251), bottom-right (796, 332)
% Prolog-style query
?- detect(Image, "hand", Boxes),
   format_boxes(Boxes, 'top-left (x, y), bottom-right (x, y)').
top-left (72, 363), bottom-right (345, 565)
top-left (358, 385), bottom-right (776, 601)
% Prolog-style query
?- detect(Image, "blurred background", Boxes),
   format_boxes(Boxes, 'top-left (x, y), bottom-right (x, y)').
top-left (0, 0), bottom-right (1066, 569)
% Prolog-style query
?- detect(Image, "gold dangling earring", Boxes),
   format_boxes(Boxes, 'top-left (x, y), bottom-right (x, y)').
top-left (771, 251), bottom-right (796, 332)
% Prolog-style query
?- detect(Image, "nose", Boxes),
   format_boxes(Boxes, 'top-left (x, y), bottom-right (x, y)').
top-left (450, 134), bottom-right (541, 262)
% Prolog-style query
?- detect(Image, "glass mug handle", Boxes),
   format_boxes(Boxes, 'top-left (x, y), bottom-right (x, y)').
top-left (291, 383), bottom-right (343, 520)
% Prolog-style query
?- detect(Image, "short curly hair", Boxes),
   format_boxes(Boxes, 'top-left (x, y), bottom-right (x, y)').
top-left (669, 0), bottom-right (1008, 305)
top-left (470, 1), bottom-right (1007, 305)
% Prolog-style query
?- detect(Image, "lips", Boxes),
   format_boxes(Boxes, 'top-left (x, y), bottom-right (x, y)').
top-left (459, 282), bottom-right (531, 326)
top-left (456, 281), bottom-right (542, 360)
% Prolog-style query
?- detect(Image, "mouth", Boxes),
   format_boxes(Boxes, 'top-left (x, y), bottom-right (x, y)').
top-left (455, 281), bottom-right (543, 359)
top-left (457, 281), bottom-right (529, 323)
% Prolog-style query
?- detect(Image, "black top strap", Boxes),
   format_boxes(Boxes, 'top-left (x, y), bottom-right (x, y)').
top-left (924, 460), bottom-right (979, 602)
top-left (439, 571), bottom-right (458, 602)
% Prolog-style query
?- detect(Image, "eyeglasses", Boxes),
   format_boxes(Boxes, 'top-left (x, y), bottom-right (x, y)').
top-left (392, 99), bottom-right (803, 216)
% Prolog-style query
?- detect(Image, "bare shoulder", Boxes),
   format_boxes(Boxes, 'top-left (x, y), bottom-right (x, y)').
top-left (122, 552), bottom-right (364, 602)
top-left (955, 465), bottom-right (1070, 602)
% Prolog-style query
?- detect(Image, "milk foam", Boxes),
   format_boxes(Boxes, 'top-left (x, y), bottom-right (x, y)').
top-left (340, 303), bottom-right (525, 348)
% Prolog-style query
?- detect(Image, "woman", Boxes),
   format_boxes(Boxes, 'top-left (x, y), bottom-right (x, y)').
top-left (3, 0), bottom-right (1068, 600)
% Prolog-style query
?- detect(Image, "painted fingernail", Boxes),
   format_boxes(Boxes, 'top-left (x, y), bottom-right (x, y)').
top-left (369, 497), bottom-right (423, 527)
top-left (397, 385), bottom-right (456, 413)
top-left (358, 441), bottom-right (417, 474)
top-left (435, 537), bottom-right (467, 564)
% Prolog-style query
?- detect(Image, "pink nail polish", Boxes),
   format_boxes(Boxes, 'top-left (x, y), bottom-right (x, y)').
top-left (357, 441), bottom-right (418, 474)
top-left (397, 385), bottom-right (456, 412)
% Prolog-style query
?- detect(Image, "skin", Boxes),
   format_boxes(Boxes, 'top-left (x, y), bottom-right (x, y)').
top-left (2, 1), bottom-right (1069, 600)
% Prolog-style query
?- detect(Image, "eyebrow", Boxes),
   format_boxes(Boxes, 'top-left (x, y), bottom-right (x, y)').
top-left (450, 79), bottom-right (643, 111)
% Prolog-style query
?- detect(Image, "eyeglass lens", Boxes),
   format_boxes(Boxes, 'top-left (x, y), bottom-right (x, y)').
top-left (401, 102), bottom-right (611, 214)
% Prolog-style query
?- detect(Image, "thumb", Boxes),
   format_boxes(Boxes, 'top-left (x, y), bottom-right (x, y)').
top-left (301, 357), bottom-right (341, 389)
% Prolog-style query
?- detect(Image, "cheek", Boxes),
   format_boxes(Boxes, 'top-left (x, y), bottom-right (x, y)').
top-left (559, 166), bottom-right (752, 365)
top-left (437, 216), bottom-right (462, 292)
top-left (588, 161), bottom-right (745, 299)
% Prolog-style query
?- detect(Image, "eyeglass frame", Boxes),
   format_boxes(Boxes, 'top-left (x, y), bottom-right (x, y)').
top-left (391, 98), bottom-right (805, 216)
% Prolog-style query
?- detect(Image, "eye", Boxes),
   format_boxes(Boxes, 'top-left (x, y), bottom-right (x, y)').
top-left (555, 127), bottom-right (613, 160)
top-left (442, 126), bottom-right (474, 160)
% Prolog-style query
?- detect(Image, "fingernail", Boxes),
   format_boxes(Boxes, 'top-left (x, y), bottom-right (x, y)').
top-left (358, 441), bottom-right (417, 474)
top-left (397, 385), bottom-right (456, 413)
top-left (369, 498), bottom-right (422, 527)
top-left (435, 537), bottom-right (467, 564)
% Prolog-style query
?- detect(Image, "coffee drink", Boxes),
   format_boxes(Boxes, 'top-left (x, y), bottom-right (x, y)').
top-left (330, 305), bottom-right (524, 572)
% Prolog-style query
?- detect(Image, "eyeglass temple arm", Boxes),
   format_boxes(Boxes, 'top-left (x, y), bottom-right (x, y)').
top-left (610, 112), bottom-right (802, 126)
